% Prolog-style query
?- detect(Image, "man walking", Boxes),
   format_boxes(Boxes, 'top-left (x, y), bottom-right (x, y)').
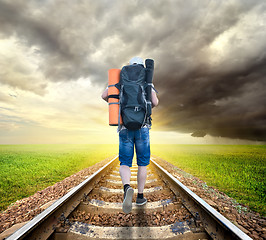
top-left (102, 57), bottom-right (159, 213)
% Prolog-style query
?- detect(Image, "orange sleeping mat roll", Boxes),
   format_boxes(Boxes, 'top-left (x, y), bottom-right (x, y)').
top-left (108, 69), bottom-right (122, 126)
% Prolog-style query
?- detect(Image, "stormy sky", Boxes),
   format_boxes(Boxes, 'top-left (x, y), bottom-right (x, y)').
top-left (0, 0), bottom-right (265, 143)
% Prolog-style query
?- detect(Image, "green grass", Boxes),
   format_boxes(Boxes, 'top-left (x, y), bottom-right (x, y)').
top-left (151, 144), bottom-right (266, 216)
top-left (1, 144), bottom-right (265, 217)
top-left (0, 144), bottom-right (118, 211)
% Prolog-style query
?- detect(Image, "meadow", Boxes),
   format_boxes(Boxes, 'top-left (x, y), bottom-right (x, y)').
top-left (0, 144), bottom-right (265, 217)
top-left (0, 144), bottom-right (118, 211)
top-left (151, 144), bottom-right (266, 216)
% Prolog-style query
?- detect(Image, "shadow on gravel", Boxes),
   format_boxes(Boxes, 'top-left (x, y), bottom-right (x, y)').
top-left (135, 207), bottom-right (151, 238)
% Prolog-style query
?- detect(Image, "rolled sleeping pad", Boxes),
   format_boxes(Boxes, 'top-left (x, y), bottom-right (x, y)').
top-left (108, 69), bottom-right (122, 126)
top-left (145, 59), bottom-right (154, 117)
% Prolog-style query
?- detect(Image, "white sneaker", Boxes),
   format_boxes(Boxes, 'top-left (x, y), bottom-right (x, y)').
top-left (122, 186), bottom-right (134, 214)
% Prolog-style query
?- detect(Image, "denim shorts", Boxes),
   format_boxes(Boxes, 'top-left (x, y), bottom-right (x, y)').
top-left (119, 127), bottom-right (150, 167)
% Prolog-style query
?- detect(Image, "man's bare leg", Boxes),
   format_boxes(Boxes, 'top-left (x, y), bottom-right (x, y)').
top-left (137, 166), bottom-right (147, 195)
top-left (119, 165), bottom-right (131, 185)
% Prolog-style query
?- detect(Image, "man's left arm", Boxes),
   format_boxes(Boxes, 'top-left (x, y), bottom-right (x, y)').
top-left (151, 89), bottom-right (159, 108)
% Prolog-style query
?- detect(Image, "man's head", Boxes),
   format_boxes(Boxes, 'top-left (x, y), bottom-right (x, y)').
top-left (129, 56), bottom-right (144, 65)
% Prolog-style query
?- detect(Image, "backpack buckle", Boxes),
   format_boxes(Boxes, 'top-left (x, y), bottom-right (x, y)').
top-left (134, 106), bottom-right (139, 111)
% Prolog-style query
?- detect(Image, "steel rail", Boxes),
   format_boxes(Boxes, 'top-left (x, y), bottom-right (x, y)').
top-left (150, 157), bottom-right (252, 240)
top-left (6, 155), bottom-right (119, 240)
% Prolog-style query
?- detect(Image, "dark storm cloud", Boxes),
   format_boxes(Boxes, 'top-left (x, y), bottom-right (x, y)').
top-left (0, 0), bottom-right (265, 141)
top-left (153, 58), bottom-right (266, 141)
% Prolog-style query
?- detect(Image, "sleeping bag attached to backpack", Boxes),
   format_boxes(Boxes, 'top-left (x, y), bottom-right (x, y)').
top-left (108, 68), bottom-right (123, 126)
top-left (145, 59), bottom-right (154, 121)
top-left (116, 63), bottom-right (150, 130)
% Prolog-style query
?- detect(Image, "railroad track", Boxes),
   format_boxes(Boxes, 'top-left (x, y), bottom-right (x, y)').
top-left (6, 156), bottom-right (252, 240)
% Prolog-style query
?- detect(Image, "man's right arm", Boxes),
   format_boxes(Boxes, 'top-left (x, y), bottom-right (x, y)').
top-left (101, 87), bottom-right (108, 102)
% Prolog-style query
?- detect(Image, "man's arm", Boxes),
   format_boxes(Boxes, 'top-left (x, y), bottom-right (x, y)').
top-left (151, 89), bottom-right (159, 108)
top-left (101, 87), bottom-right (108, 102)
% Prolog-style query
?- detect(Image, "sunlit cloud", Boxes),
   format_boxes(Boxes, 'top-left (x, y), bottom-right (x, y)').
top-left (0, 38), bottom-right (47, 95)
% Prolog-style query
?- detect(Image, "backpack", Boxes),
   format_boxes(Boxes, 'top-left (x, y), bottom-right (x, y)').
top-left (116, 64), bottom-right (150, 130)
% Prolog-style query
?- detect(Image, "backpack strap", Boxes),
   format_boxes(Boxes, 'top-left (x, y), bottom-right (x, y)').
top-left (117, 85), bottom-right (124, 132)
top-left (108, 94), bottom-right (119, 100)
top-left (147, 83), bottom-right (158, 93)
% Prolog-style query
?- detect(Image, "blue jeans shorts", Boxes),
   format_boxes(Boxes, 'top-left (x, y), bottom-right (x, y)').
top-left (119, 127), bottom-right (150, 167)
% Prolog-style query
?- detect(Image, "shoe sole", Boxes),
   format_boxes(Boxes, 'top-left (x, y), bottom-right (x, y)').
top-left (136, 199), bottom-right (147, 206)
top-left (122, 187), bottom-right (134, 214)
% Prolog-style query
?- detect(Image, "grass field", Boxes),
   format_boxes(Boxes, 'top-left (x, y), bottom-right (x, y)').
top-left (151, 144), bottom-right (266, 216)
top-left (0, 144), bottom-right (265, 217)
top-left (0, 144), bottom-right (118, 211)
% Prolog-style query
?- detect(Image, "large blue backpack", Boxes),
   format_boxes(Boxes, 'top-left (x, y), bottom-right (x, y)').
top-left (117, 64), bottom-right (150, 130)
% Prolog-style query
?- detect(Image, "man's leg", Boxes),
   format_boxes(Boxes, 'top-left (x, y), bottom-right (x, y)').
top-left (119, 129), bottom-right (134, 213)
top-left (135, 127), bottom-right (150, 205)
top-left (119, 165), bottom-right (131, 185)
top-left (137, 166), bottom-right (147, 193)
